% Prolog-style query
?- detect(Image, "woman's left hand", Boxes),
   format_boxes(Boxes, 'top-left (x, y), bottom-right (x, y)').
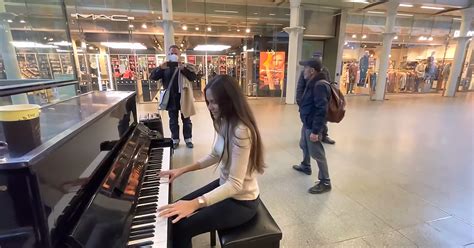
top-left (158, 200), bottom-right (199, 223)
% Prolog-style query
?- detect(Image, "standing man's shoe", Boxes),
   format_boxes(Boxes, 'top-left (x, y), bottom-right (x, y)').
top-left (308, 181), bottom-right (332, 194)
top-left (186, 142), bottom-right (194, 148)
top-left (322, 136), bottom-right (336, 145)
top-left (172, 142), bottom-right (179, 149)
top-left (292, 164), bottom-right (312, 175)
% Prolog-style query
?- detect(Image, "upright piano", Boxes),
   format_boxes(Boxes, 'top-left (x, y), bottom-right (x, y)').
top-left (0, 91), bottom-right (172, 248)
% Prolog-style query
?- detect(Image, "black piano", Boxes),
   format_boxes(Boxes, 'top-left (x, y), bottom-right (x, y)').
top-left (0, 91), bottom-right (172, 248)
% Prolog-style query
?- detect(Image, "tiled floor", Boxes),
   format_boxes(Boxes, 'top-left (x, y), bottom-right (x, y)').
top-left (138, 93), bottom-right (474, 247)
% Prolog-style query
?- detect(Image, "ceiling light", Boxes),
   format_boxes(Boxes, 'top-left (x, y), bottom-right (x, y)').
top-left (421, 6), bottom-right (445, 10)
top-left (254, 12), bottom-right (259, 15)
top-left (142, 23), bottom-right (147, 29)
top-left (214, 10), bottom-right (238, 14)
top-left (7, 19), bottom-right (13, 23)
top-left (394, 36), bottom-right (398, 40)
top-left (43, 37), bottom-right (47, 40)
top-left (368, 11), bottom-right (384, 14)
top-left (195, 26), bottom-right (199, 31)
top-left (418, 36), bottom-right (427, 41)
top-left (237, 28), bottom-right (241, 32)
top-left (246, 28), bottom-right (251, 33)
top-left (269, 13), bottom-right (276, 16)
top-left (362, 34), bottom-right (367, 39)
top-left (347, 0), bottom-right (369, 3)
top-left (352, 34), bottom-right (357, 38)
top-left (49, 38), bottom-right (54, 41)
top-left (453, 18), bottom-right (462, 21)
top-left (182, 25), bottom-right (188, 31)
top-left (344, 41), bottom-right (348, 45)
top-left (51, 41), bottom-right (72, 46)
top-left (399, 4), bottom-right (413, 7)
top-left (428, 36), bottom-right (433, 41)
top-left (100, 42), bottom-right (146, 49)
top-left (89, 46), bottom-right (94, 50)
top-left (397, 13), bottom-right (414, 17)
top-left (194, 44), bottom-right (231, 51)
top-left (180, 43), bottom-right (184, 47)
top-left (285, 13), bottom-right (291, 16)
top-left (207, 26), bottom-right (212, 31)
top-left (19, 20), bottom-right (26, 23)
top-left (129, 24), bottom-right (134, 28)
top-left (11, 41), bottom-right (58, 48)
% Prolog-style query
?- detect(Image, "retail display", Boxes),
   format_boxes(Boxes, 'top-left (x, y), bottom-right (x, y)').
top-left (48, 54), bottom-right (63, 76)
top-left (17, 54), bottom-right (40, 79)
top-left (60, 54), bottom-right (73, 74)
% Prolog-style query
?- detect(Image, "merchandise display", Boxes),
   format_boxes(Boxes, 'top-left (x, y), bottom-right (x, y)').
top-left (0, 55), bottom-right (6, 79)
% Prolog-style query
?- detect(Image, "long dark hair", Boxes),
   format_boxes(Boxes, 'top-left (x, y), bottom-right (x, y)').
top-left (204, 75), bottom-right (265, 174)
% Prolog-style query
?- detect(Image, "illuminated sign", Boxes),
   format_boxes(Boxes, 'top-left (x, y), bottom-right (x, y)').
top-left (71, 13), bottom-right (134, 22)
top-left (454, 30), bottom-right (474, 37)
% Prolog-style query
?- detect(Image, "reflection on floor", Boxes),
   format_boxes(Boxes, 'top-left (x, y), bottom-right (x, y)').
top-left (138, 93), bottom-right (474, 248)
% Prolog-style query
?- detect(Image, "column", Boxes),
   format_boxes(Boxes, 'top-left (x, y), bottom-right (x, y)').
top-left (161, 0), bottom-right (175, 51)
top-left (0, 0), bottom-right (21, 79)
top-left (334, 9), bottom-right (348, 84)
top-left (284, 0), bottom-right (305, 104)
top-left (445, 8), bottom-right (473, 97)
top-left (374, 0), bottom-right (399, 101)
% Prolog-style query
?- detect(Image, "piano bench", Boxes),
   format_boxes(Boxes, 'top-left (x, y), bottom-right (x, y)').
top-left (210, 198), bottom-right (282, 248)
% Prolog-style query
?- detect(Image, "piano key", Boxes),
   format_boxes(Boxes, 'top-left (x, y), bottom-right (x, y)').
top-left (128, 233), bottom-right (154, 241)
top-left (136, 205), bottom-right (157, 213)
top-left (127, 240), bottom-right (153, 248)
top-left (132, 219), bottom-right (155, 226)
top-left (130, 224), bottom-right (154, 231)
top-left (142, 182), bottom-right (160, 188)
top-left (133, 215), bottom-right (156, 222)
top-left (139, 191), bottom-right (159, 197)
top-left (129, 228), bottom-right (155, 236)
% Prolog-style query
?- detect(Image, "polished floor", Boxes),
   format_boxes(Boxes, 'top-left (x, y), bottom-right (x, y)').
top-left (138, 93), bottom-right (474, 248)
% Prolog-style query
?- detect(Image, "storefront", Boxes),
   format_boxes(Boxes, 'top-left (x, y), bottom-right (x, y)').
top-left (340, 13), bottom-right (474, 96)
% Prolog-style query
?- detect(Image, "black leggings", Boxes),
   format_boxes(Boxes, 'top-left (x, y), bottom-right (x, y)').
top-left (172, 179), bottom-right (259, 248)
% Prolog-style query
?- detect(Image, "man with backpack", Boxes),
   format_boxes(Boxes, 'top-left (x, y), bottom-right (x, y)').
top-left (296, 56), bottom-right (335, 144)
top-left (292, 58), bottom-right (333, 194)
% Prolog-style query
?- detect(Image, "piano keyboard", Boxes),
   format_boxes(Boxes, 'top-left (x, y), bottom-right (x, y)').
top-left (127, 147), bottom-right (171, 248)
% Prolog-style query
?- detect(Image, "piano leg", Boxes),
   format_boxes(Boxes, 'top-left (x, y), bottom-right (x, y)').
top-left (210, 230), bottom-right (216, 247)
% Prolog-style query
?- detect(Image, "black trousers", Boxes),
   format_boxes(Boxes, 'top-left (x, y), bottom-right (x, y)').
top-left (322, 123), bottom-right (329, 138)
top-left (168, 109), bottom-right (192, 141)
top-left (172, 179), bottom-right (259, 248)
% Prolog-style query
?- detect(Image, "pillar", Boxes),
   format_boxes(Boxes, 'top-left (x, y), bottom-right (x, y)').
top-left (284, 0), bottom-right (305, 104)
top-left (445, 8), bottom-right (474, 97)
top-left (374, 0), bottom-right (399, 101)
top-left (161, 0), bottom-right (175, 51)
top-left (334, 10), bottom-right (348, 84)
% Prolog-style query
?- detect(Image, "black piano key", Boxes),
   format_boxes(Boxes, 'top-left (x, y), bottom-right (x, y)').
top-left (127, 241), bottom-right (153, 248)
top-left (140, 188), bottom-right (159, 193)
top-left (142, 182), bottom-right (160, 188)
top-left (137, 197), bottom-right (158, 204)
top-left (135, 209), bottom-right (156, 215)
top-left (131, 224), bottom-right (155, 232)
top-left (131, 218), bottom-right (155, 226)
top-left (136, 206), bottom-right (157, 214)
top-left (129, 227), bottom-right (155, 237)
top-left (128, 233), bottom-right (154, 241)
top-left (133, 216), bottom-right (156, 223)
top-left (136, 203), bottom-right (157, 210)
top-left (139, 191), bottom-right (159, 197)
top-left (144, 177), bottom-right (160, 182)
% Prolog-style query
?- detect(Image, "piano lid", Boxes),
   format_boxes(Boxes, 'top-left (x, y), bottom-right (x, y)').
top-left (0, 91), bottom-right (136, 169)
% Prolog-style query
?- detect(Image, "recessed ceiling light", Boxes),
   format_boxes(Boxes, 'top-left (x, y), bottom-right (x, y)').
top-left (19, 20), bottom-right (26, 23)
top-left (397, 13), bottom-right (414, 17)
top-left (194, 44), bottom-right (230, 51)
top-left (394, 36), bottom-right (398, 40)
top-left (269, 13), bottom-right (276, 16)
top-left (100, 42), bottom-right (146, 49)
top-left (237, 29), bottom-right (241, 32)
top-left (362, 34), bottom-right (367, 39)
top-left (253, 12), bottom-right (258, 15)
top-left (214, 10), bottom-right (239, 14)
top-left (129, 24), bottom-right (134, 28)
top-left (352, 34), bottom-right (357, 38)
top-left (182, 25), bottom-right (188, 31)
top-left (142, 23), bottom-right (147, 29)
top-left (399, 4), bottom-right (413, 7)
top-left (368, 11), bottom-right (384, 14)
top-left (195, 26), bottom-right (199, 31)
top-left (421, 6), bottom-right (445, 10)
top-left (246, 28), bottom-right (251, 33)
top-left (7, 19), bottom-right (12, 23)
top-left (49, 38), bottom-right (54, 41)
top-left (207, 26), bottom-right (212, 31)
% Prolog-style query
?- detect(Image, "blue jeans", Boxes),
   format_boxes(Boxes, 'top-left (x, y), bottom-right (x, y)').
top-left (299, 126), bottom-right (330, 181)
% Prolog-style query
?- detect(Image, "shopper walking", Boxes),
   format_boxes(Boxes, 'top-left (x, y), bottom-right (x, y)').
top-left (150, 45), bottom-right (197, 149)
top-left (158, 75), bottom-right (265, 247)
top-left (293, 58), bottom-right (332, 194)
top-left (296, 56), bottom-right (335, 145)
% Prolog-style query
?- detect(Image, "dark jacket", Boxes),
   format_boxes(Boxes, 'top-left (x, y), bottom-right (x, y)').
top-left (298, 72), bottom-right (330, 134)
top-left (150, 65), bottom-right (196, 111)
top-left (296, 67), bottom-right (331, 106)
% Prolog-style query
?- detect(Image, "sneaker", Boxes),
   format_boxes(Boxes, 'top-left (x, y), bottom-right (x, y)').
top-left (308, 181), bottom-right (332, 194)
top-left (322, 136), bottom-right (336, 145)
top-left (186, 142), bottom-right (194, 148)
top-left (292, 164), bottom-right (312, 175)
top-left (172, 142), bottom-right (179, 149)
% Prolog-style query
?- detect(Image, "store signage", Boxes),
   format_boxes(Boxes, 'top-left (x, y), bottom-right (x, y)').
top-left (454, 30), bottom-right (474, 37)
top-left (71, 13), bottom-right (134, 22)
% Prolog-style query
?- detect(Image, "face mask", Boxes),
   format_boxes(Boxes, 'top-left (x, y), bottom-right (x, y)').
top-left (168, 54), bottom-right (179, 62)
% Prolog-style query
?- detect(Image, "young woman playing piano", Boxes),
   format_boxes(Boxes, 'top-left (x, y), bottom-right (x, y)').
top-left (158, 75), bottom-right (265, 248)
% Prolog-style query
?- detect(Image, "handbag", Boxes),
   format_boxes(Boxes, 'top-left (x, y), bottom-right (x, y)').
top-left (158, 68), bottom-right (179, 110)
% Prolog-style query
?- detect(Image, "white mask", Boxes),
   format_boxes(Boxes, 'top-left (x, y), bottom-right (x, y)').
top-left (168, 54), bottom-right (179, 62)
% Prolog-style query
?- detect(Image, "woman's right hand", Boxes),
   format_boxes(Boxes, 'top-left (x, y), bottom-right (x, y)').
top-left (159, 168), bottom-right (184, 183)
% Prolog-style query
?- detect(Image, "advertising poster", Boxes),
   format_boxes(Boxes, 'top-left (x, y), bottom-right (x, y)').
top-left (259, 51), bottom-right (285, 92)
